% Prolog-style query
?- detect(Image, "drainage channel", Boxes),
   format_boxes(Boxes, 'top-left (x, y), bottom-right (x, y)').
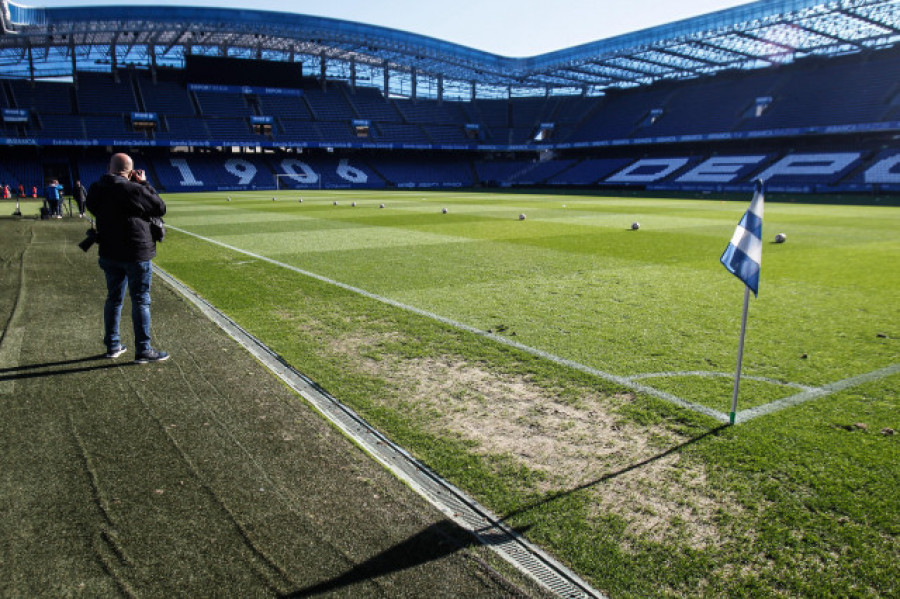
top-left (156, 268), bottom-right (606, 599)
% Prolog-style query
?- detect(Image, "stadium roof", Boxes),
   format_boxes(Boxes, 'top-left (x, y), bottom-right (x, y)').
top-left (1, 0), bottom-right (898, 99)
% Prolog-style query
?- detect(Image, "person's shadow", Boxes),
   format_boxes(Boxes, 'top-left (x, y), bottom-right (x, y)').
top-left (0, 354), bottom-right (131, 382)
top-left (285, 424), bottom-right (728, 597)
top-left (280, 519), bottom-right (525, 597)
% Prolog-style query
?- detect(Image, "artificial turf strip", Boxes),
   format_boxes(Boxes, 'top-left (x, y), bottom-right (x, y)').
top-left (0, 217), bottom-right (548, 598)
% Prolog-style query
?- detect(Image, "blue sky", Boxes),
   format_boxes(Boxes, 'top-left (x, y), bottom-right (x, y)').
top-left (27, 0), bottom-right (754, 56)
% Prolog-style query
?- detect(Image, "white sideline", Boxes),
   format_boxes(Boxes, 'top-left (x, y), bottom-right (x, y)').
top-left (167, 225), bottom-right (899, 425)
top-left (168, 225), bottom-right (729, 422)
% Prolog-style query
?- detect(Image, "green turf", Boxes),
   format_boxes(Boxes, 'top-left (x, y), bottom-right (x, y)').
top-left (150, 190), bottom-right (898, 597)
top-left (167, 190), bottom-right (898, 402)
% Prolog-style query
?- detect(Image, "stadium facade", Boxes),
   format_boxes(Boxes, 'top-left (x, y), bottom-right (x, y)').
top-left (0, 0), bottom-right (899, 198)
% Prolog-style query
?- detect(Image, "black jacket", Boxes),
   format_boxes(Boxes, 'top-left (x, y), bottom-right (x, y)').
top-left (86, 174), bottom-right (167, 262)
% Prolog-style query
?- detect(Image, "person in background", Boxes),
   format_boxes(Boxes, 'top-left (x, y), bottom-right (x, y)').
top-left (86, 152), bottom-right (169, 363)
top-left (44, 178), bottom-right (64, 218)
top-left (73, 179), bottom-right (87, 217)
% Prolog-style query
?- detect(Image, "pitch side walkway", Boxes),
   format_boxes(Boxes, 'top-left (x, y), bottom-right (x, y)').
top-left (0, 216), bottom-right (551, 598)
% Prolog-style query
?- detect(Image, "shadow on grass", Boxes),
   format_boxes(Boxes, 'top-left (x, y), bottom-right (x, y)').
top-left (282, 519), bottom-right (531, 597)
top-left (498, 424), bottom-right (731, 524)
top-left (286, 426), bottom-right (725, 596)
top-left (0, 354), bottom-right (132, 381)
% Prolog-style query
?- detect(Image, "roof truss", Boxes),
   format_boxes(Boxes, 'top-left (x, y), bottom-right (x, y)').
top-left (0, 0), bottom-right (897, 96)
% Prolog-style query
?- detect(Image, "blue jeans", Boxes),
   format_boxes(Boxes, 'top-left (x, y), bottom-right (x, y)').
top-left (99, 257), bottom-right (153, 354)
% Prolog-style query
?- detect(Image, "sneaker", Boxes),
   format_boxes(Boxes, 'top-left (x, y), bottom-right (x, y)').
top-left (105, 345), bottom-right (127, 358)
top-left (134, 349), bottom-right (170, 364)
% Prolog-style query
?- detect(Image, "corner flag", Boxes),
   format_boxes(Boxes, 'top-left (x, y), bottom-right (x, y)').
top-left (721, 180), bottom-right (765, 424)
top-left (720, 180), bottom-right (764, 296)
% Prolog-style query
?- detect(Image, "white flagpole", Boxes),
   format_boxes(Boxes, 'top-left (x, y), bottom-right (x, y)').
top-left (730, 286), bottom-right (751, 425)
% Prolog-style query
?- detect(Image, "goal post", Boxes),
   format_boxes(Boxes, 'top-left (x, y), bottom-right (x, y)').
top-left (274, 172), bottom-right (322, 191)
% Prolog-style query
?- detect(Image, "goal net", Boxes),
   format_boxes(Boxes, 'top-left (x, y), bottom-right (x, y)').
top-left (274, 172), bottom-right (323, 191)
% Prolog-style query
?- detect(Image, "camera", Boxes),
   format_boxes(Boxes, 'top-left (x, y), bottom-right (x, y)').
top-left (78, 227), bottom-right (98, 252)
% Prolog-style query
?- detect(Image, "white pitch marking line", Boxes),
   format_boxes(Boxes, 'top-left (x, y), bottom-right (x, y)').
top-left (167, 225), bottom-right (896, 425)
top-left (736, 363), bottom-right (900, 424)
top-left (169, 225), bottom-right (729, 422)
top-left (627, 371), bottom-right (816, 391)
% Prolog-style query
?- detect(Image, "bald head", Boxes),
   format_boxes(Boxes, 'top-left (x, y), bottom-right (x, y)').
top-left (109, 153), bottom-right (133, 177)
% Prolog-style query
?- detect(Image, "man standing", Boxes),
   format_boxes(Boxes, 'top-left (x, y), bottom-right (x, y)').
top-left (73, 179), bottom-right (87, 217)
top-left (86, 153), bottom-right (169, 363)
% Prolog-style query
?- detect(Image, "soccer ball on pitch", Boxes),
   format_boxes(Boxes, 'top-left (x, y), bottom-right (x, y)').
top-left (442, 208), bottom-right (448, 214)
top-left (379, 203), bottom-right (385, 208)
top-left (352, 202), bottom-right (357, 207)
top-left (631, 222), bottom-right (640, 230)
top-left (775, 233), bottom-right (787, 243)
top-left (519, 213), bottom-right (526, 220)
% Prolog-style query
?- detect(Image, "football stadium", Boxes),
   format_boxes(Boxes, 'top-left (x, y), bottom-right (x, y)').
top-left (1, 0), bottom-right (898, 596)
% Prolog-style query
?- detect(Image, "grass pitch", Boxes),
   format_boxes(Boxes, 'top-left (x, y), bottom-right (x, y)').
top-left (166, 190), bottom-right (897, 412)
top-left (152, 189), bottom-right (897, 597)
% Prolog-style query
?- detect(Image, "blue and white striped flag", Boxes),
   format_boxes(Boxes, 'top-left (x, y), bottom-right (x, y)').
top-left (721, 180), bottom-right (764, 296)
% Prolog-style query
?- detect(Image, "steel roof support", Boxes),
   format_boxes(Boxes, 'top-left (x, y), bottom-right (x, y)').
top-left (840, 6), bottom-right (900, 35)
top-left (1, 1), bottom-right (898, 96)
top-left (349, 55), bottom-right (356, 92)
top-left (795, 21), bottom-right (863, 50)
top-left (69, 36), bottom-right (76, 87)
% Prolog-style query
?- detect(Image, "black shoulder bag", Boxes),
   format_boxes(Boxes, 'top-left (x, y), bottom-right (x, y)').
top-left (149, 216), bottom-right (166, 242)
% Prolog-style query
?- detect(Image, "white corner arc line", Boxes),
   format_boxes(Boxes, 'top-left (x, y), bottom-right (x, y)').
top-left (736, 363), bottom-right (900, 423)
top-left (627, 371), bottom-right (816, 391)
top-left (168, 225), bottom-right (729, 423)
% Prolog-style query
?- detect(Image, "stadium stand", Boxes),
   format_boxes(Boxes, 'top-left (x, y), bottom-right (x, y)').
top-left (77, 72), bottom-right (138, 114)
top-left (8, 79), bottom-right (73, 114)
top-left (0, 156), bottom-right (43, 192)
top-left (546, 158), bottom-right (634, 186)
top-left (0, 2), bottom-right (897, 199)
top-left (136, 72), bottom-right (197, 115)
top-left (366, 154), bottom-right (474, 188)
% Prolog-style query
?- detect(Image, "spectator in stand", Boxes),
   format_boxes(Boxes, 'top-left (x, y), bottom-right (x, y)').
top-left (73, 179), bottom-right (87, 218)
top-left (87, 152), bottom-right (169, 363)
top-left (44, 179), bottom-right (64, 218)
